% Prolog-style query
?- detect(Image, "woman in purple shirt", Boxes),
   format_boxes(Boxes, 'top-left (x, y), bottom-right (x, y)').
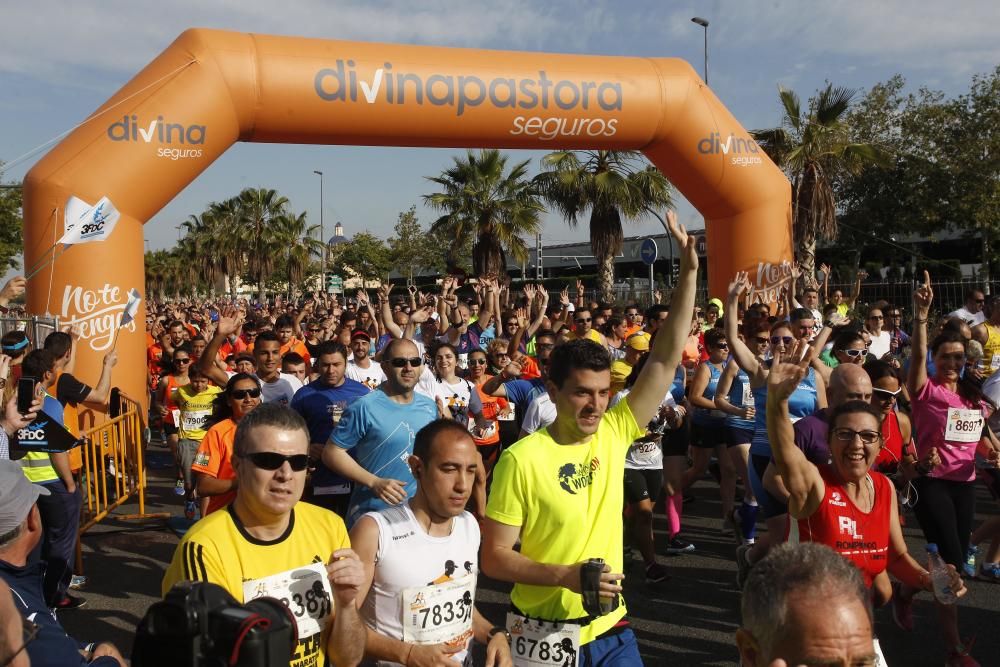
top-left (906, 271), bottom-right (1000, 665)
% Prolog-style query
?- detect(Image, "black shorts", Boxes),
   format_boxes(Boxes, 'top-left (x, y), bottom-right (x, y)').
top-left (726, 425), bottom-right (754, 448)
top-left (661, 425), bottom-right (689, 457)
top-left (692, 422), bottom-right (727, 449)
top-left (624, 468), bottom-right (664, 504)
top-left (164, 423), bottom-right (179, 436)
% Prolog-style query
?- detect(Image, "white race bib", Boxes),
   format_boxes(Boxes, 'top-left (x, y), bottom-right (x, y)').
top-left (506, 613), bottom-right (580, 667)
top-left (629, 441), bottom-right (660, 464)
top-left (242, 563), bottom-right (333, 640)
top-left (181, 410), bottom-right (211, 431)
top-left (945, 408), bottom-right (983, 444)
top-left (498, 405), bottom-right (516, 422)
top-left (402, 574), bottom-right (475, 646)
top-left (170, 408), bottom-right (180, 426)
top-left (990, 353), bottom-right (1000, 371)
top-left (742, 382), bottom-right (753, 408)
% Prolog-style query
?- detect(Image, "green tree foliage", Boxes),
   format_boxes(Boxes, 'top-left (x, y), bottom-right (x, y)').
top-left (0, 163), bottom-right (23, 270)
top-left (387, 206), bottom-right (446, 280)
top-left (836, 67), bottom-right (1000, 273)
top-left (424, 149), bottom-right (543, 277)
top-left (535, 150), bottom-right (672, 302)
top-left (753, 85), bottom-right (887, 289)
top-left (332, 231), bottom-right (391, 286)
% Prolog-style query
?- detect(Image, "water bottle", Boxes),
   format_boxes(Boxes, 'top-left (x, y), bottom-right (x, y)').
top-left (926, 544), bottom-right (958, 604)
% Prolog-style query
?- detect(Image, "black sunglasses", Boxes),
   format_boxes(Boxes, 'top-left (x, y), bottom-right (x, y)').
top-left (770, 336), bottom-right (794, 346)
top-left (174, 358), bottom-right (191, 364)
top-left (389, 357), bottom-right (423, 368)
top-left (575, 317), bottom-right (592, 323)
top-left (231, 387), bottom-right (262, 399)
top-left (241, 451), bottom-right (310, 471)
top-left (468, 358), bottom-right (488, 365)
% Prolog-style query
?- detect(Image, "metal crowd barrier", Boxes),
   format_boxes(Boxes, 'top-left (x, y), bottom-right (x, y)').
top-left (75, 391), bottom-right (169, 572)
top-left (0, 314), bottom-right (59, 348)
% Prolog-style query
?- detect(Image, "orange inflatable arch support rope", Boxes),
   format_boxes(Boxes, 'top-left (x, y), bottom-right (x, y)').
top-left (23, 28), bottom-right (792, 410)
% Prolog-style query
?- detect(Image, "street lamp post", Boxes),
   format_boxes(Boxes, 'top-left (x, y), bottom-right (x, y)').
top-left (313, 170), bottom-right (325, 290)
top-left (691, 17), bottom-right (709, 85)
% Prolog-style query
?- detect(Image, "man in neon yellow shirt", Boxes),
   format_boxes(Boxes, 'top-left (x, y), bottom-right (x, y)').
top-left (481, 211), bottom-right (698, 663)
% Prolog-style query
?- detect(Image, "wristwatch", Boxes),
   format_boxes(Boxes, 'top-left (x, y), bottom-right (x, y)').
top-left (488, 626), bottom-right (512, 644)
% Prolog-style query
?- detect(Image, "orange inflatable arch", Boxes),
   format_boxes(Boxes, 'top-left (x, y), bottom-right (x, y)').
top-left (23, 28), bottom-right (791, 410)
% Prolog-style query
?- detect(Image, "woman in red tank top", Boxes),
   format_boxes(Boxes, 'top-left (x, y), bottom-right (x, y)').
top-left (765, 349), bottom-right (964, 604)
top-left (865, 361), bottom-right (917, 476)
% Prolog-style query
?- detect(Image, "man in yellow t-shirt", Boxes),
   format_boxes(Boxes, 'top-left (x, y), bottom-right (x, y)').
top-left (609, 335), bottom-right (649, 395)
top-left (481, 211), bottom-right (698, 661)
top-left (175, 367), bottom-right (223, 520)
top-left (163, 404), bottom-right (365, 667)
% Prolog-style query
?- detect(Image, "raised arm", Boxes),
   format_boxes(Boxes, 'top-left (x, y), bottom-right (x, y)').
top-left (627, 211), bottom-right (697, 426)
top-left (765, 341), bottom-right (825, 519)
top-left (847, 270), bottom-right (865, 310)
top-left (724, 273), bottom-right (761, 376)
top-left (907, 271), bottom-right (932, 397)
top-left (199, 306), bottom-right (241, 387)
top-left (377, 285), bottom-right (403, 339)
top-left (820, 263), bottom-right (831, 305)
top-left (526, 288), bottom-right (549, 340)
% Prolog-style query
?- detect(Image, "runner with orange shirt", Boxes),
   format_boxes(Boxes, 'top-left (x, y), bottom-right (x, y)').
top-left (191, 373), bottom-right (262, 515)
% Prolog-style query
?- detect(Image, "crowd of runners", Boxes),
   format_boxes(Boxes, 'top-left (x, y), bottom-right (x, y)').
top-left (1, 213), bottom-right (1000, 666)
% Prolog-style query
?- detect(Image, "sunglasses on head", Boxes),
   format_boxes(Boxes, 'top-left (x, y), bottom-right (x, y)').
top-left (241, 451), bottom-right (310, 471)
top-left (770, 336), bottom-right (794, 346)
top-left (872, 387), bottom-right (901, 400)
top-left (389, 357), bottom-right (423, 368)
top-left (231, 387), bottom-right (262, 399)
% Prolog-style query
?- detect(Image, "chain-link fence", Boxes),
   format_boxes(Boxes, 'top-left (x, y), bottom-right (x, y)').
top-left (826, 279), bottom-right (997, 316)
top-left (0, 315), bottom-right (60, 349)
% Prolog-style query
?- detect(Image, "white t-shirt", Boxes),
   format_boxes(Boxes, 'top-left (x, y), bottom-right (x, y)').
top-left (521, 394), bottom-right (556, 435)
top-left (259, 372), bottom-right (303, 406)
top-left (611, 388), bottom-right (676, 470)
top-left (414, 366), bottom-right (438, 401)
top-left (346, 360), bottom-right (387, 392)
top-left (867, 330), bottom-right (892, 359)
top-left (949, 306), bottom-right (985, 327)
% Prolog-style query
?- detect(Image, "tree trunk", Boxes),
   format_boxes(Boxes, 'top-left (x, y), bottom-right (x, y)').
top-left (598, 253), bottom-right (615, 303)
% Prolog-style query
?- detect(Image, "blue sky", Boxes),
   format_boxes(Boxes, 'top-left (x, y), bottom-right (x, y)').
top-left (2, 0), bottom-right (998, 272)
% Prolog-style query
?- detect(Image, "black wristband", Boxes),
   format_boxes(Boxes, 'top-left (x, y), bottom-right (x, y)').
top-left (488, 626), bottom-right (511, 644)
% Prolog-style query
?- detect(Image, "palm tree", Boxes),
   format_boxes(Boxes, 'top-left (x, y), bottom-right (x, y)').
top-left (424, 149), bottom-right (544, 276)
top-left (752, 84), bottom-right (887, 290)
top-left (271, 211), bottom-right (324, 297)
top-left (535, 150), bottom-right (673, 302)
top-left (232, 188), bottom-right (291, 301)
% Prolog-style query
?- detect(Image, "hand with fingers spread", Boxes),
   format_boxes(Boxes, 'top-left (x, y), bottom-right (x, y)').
top-left (501, 354), bottom-right (525, 380)
top-left (559, 286), bottom-right (570, 307)
top-left (522, 283), bottom-right (537, 303)
top-left (767, 340), bottom-right (814, 400)
top-left (727, 272), bottom-right (751, 302)
top-left (216, 306), bottom-right (243, 338)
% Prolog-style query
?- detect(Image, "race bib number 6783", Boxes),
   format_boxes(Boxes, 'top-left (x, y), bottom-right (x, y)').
top-left (242, 563), bottom-right (333, 639)
top-left (506, 613), bottom-right (580, 667)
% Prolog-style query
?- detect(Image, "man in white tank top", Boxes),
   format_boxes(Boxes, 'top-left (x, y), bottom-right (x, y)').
top-left (351, 420), bottom-right (513, 667)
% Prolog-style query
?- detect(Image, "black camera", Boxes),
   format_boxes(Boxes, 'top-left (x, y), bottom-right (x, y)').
top-left (132, 582), bottom-right (296, 667)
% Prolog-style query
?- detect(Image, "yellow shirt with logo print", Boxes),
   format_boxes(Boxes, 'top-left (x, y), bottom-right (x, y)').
top-left (486, 399), bottom-right (643, 644)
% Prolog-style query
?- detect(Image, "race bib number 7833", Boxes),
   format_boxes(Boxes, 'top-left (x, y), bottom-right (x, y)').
top-left (402, 574), bottom-right (475, 647)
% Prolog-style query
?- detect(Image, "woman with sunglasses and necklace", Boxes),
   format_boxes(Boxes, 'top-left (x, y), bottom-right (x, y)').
top-left (685, 328), bottom-right (738, 534)
top-left (726, 273), bottom-right (826, 588)
top-left (715, 320), bottom-right (767, 546)
top-left (864, 361), bottom-right (925, 479)
top-left (905, 272), bottom-right (1000, 665)
top-left (191, 373), bottom-right (262, 516)
top-left (467, 348), bottom-right (510, 471)
top-left (152, 345), bottom-right (193, 497)
top-left (766, 344), bottom-right (965, 666)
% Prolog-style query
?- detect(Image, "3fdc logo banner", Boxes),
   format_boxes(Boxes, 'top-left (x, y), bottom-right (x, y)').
top-left (14, 410), bottom-right (83, 453)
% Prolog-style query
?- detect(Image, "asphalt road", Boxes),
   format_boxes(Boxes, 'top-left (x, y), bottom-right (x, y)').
top-left (60, 447), bottom-right (1000, 666)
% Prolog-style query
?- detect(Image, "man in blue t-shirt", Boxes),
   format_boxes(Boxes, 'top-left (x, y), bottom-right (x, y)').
top-left (290, 340), bottom-right (369, 517)
top-left (322, 339), bottom-right (437, 528)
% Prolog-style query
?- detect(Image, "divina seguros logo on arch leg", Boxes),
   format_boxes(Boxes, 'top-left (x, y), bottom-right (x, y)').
top-left (313, 60), bottom-right (624, 142)
top-left (106, 115), bottom-right (206, 161)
